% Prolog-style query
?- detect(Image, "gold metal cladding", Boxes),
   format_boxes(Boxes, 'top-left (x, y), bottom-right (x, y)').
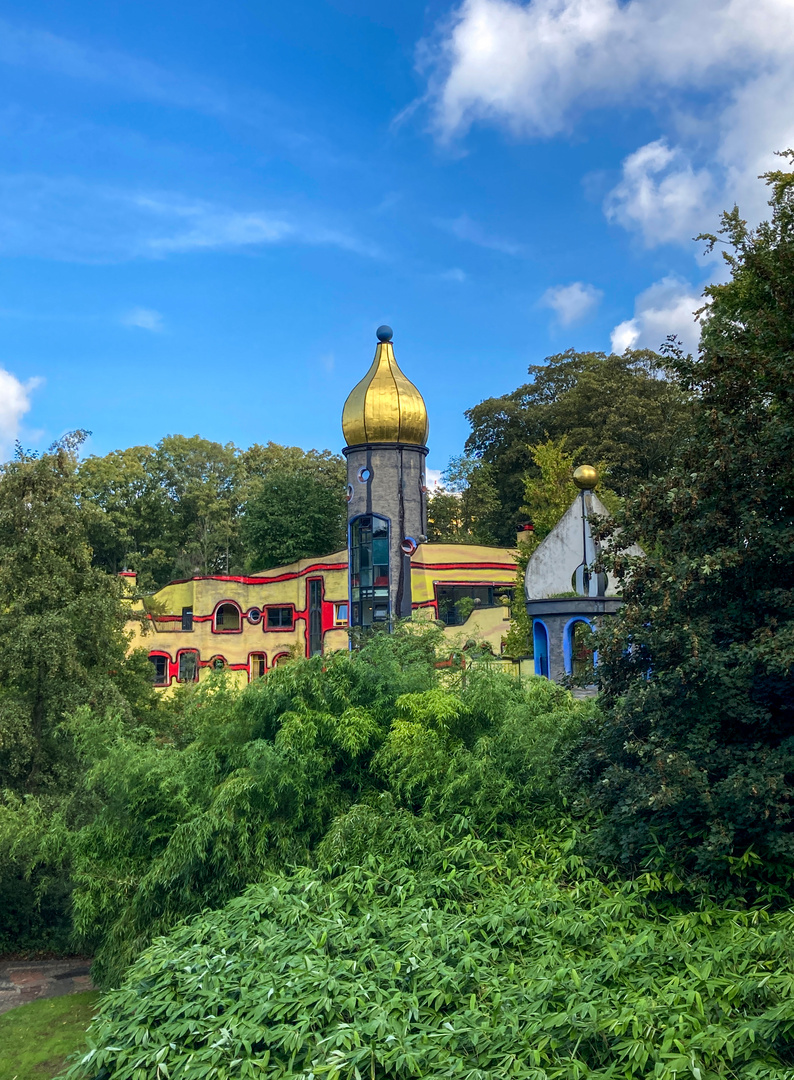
top-left (342, 341), bottom-right (429, 446)
top-left (573, 464), bottom-right (598, 490)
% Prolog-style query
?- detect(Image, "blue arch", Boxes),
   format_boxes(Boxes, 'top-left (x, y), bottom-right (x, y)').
top-left (563, 616), bottom-right (598, 676)
top-left (532, 619), bottom-right (550, 678)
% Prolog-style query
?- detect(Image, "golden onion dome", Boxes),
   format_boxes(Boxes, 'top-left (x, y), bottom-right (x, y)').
top-left (342, 326), bottom-right (429, 446)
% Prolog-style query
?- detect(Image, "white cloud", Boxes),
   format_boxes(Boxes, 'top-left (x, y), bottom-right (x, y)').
top-left (436, 213), bottom-right (524, 255)
top-left (0, 175), bottom-right (377, 263)
top-left (425, 0), bottom-right (794, 245)
top-left (541, 281), bottom-right (602, 325)
top-left (122, 307), bottom-right (163, 332)
top-left (0, 367), bottom-right (42, 460)
top-left (604, 141), bottom-right (715, 249)
top-left (610, 276), bottom-right (703, 355)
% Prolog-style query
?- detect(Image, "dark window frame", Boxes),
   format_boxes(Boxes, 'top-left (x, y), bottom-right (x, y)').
top-left (265, 606), bottom-right (294, 630)
top-left (149, 653), bottom-right (170, 686)
top-left (176, 649), bottom-right (200, 683)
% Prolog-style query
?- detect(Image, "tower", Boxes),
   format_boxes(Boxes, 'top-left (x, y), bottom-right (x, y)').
top-left (342, 325), bottom-right (429, 629)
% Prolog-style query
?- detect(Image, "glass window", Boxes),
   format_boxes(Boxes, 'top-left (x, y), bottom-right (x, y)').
top-left (250, 653), bottom-right (266, 680)
top-left (149, 654), bottom-right (168, 686)
top-left (177, 651), bottom-right (199, 683)
top-left (266, 606), bottom-right (293, 629)
top-left (215, 604), bottom-right (240, 631)
top-left (309, 579), bottom-right (323, 656)
top-left (350, 515), bottom-right (390, 628)
top-left (436, 585), bottom-right (497, 626)
top-left (181, 607), bottom-right (193, 631)
top-left (334, 602), bottom-right (348, 626)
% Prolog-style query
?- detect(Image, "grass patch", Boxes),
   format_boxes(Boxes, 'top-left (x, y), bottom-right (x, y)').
top-left (0, 992), bottom-right (99, 1080)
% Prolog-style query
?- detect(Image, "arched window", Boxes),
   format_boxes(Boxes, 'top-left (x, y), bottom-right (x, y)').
top-left (563, 618), bottom-right (596, 679)
top-left (532, 621), bottom-right (549, 678)
top-left (350, 514), bottom-right (389, 628)
top-left (215, 603), bottom-right (241, 632)
top-left (271, 652), bottom-right (290, 668)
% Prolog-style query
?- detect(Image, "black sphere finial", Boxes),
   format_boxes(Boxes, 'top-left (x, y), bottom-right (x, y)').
top-left (376, 325), bottom-right (393, 342)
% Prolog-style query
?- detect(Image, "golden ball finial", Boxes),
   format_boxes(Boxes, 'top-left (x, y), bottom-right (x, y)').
top-left (573, 464), bottom-right (598, 490)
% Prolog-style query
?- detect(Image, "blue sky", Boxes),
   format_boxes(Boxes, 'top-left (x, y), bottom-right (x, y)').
top-left (1, 0), bottom-right (792, 476)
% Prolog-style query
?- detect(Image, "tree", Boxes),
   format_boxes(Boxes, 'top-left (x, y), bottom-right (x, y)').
top-left (571, 154), bottom-right (794, 884)
top-left (426, 456), bottom-right (501, 544)
top-left (0, 436), bottom-right (153, 794)
top-left (464, 349), bottom-right (691, 542)
top-left (241, 464), bottom-right (347, 571)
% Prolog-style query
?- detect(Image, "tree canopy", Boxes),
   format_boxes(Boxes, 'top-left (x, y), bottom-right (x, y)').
top-left (77, 437), bottom-right (346, 587)
top-left (459, 349), bottom-right (692, 544)
top-left (571, 152), bottom-right (794, 884)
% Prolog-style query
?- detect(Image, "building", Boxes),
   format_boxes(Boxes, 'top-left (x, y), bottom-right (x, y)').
top-left (129, 326), bottom-right (518, 689)
top-left (524, 465), bottom-right (643, 682)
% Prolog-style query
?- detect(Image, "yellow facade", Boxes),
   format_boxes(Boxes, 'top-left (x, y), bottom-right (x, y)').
top-left (128, 543), bottom-right (517, 689)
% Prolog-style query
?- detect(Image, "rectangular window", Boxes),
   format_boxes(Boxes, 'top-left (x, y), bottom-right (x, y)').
top-left (266, 606), bottom-right (293, 629)
top-left (149, 654), bottom-right (168, 686)
top-left (178, 651), bottom-right (199, 683)
top-left (309, 579), bottom-right (323, 656)
top-left (181, 606), bottom-right (193, 631)
top-left (333, 602), bottom-right (348, 626)
top-left (250, 653), bottom-right (266, 680)
top-left (436, 585), bottom-right (497, 627)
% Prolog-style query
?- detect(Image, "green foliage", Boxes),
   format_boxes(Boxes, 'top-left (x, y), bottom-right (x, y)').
top-left (571, 154), bottom-right (794, 885)
top-left (67, 824), bottom-right (794, 1080)
top-left (426, 457), bottom-right (501, 545)
top-left (0, 990), bottom-right (99, 1080)
top-left (23, 627), bottom-right (581, 989)
top-left (241, 463), bottom-right (346, 571)
top-left (464, 349), bottom-right (691, 542)
top-left (77, 437), bottom-right (346, 587)
top-left (0, 439), bottom-right (152, 795)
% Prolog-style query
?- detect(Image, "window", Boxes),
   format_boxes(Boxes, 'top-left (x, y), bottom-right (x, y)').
top-left (333, 602), bottom-right (348, 626)
top-left (350, 514), bottom-right (390, 628)
top-left (149, 654), bottom-right (169, 686)
top-left (215, 603), bottom-right (241, 631)
top-left (250, 652), bottom-right (266, 680)
top-left (308, 579), bottom-right (323, 657)
top-left (181, 606), bottom-right (193, 631)
top-left (436, 585), bottom-right (494, 627)
top-left (177, 651), bottom-right (199, 683)
top-left (266, 606), bottom-right (293, 629)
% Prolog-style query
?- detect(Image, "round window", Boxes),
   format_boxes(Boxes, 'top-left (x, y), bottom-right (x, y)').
top-left (247, 607), bottom-right (262, 625)
top-left (345, 484), bottom-right (354, 503)
top-left (357, 467), bottom-right (371, 484)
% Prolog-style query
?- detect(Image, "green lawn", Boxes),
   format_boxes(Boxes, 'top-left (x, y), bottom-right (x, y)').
top-left (0, 992), bottom-right (99, 1080)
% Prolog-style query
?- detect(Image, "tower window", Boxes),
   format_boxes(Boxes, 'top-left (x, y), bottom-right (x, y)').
top-left (215, 603), bottom-right (241, 631)
top-left (177, 651), bottom-right (199, 683)
top-left (266, 606), bottom-right (293, 629)
top-left (350, 514), bottom-right (390, 628)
